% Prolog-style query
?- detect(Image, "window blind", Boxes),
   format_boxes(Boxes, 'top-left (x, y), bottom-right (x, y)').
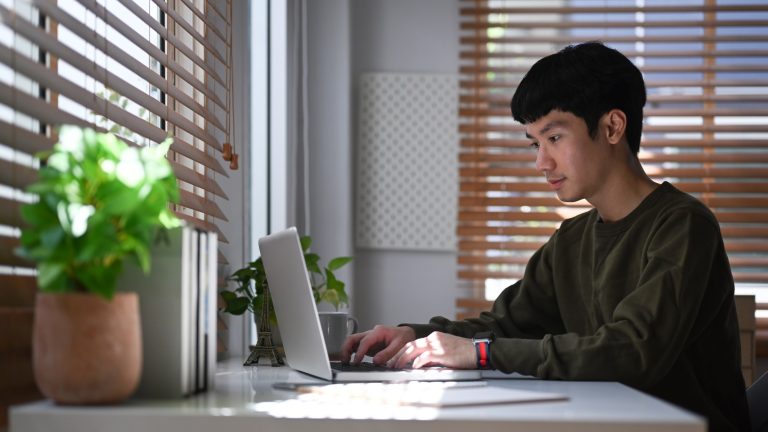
top-left (456, 1), bottom-right (768, 349)
top-left (0, 0), bottom-right (233, 344)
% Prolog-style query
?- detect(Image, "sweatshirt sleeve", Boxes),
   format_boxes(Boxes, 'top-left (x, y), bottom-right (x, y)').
top-left (404, 235), bottom-right (566, 372)
top-left (522, 209), bottom-right (729, 388)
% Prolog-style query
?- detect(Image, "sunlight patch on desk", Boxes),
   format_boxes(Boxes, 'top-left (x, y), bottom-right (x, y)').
top-left (247, 399), bottom-right (440, 421)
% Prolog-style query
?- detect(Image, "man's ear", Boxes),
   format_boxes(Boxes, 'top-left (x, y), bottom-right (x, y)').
top-left (602, 109), bottom-right (627, 145)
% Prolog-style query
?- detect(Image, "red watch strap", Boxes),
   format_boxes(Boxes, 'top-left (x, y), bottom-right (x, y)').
top-left (475, 340), bottom-right (490, 369)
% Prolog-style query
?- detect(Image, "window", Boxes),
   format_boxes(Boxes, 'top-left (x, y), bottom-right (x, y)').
top-left (0, 0), bottom-right (234, 347)
top-left (457, 1), bottom-right (768, 348)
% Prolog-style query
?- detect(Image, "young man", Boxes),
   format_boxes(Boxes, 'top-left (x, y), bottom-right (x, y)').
top-left (341, 42), bottom-right (750, 431)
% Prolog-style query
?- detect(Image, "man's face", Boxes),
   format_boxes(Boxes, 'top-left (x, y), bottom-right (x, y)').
top-left (525, 110), bottom-right (611, 203)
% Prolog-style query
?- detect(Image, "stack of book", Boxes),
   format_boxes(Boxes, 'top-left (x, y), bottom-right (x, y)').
top-left (118, 224), bottom-right (217, 398)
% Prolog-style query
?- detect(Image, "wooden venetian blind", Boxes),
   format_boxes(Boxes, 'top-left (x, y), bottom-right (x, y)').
top-left (0, 0), bottom-right (234, 286)
top-left (456, 0), bottom-right (768, 339)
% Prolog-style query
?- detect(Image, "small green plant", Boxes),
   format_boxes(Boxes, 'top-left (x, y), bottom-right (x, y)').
top-left (221, 235), bottom-right (352, 322)
top-left (16, 126), bottom-right (181, 300)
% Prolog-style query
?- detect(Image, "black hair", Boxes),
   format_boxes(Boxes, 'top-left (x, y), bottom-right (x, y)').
top-left (510, 41), bottom-right (646, 154)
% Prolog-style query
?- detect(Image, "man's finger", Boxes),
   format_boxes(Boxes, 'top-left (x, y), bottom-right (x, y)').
top-left (371, 340), bottom-right (405, 365)
top-left (393, 341), bottom-right (421, 369)
top-left (340, 332), bottom-right (365, 363)
top-left (353, 332), bottom-right (382, 365)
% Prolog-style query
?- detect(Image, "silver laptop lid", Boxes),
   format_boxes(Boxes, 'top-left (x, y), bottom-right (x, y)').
top-left (258, 227), bottom-right (334, 380)
top-left (260, 227), bottom-right (483, 383)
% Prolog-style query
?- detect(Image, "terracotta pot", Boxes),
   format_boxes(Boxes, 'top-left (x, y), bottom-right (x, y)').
top-left (33, 292), bottom-right (142, 405)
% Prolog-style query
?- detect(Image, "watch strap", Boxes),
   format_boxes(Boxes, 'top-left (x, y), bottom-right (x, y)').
top-left (473, 331), bottom-right (494, 369)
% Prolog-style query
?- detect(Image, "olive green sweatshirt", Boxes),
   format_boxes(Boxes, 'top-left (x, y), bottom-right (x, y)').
top-left (407, 182), bottom-right (749, 431)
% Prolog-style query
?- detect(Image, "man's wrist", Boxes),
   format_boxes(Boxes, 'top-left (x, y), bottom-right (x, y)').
top-left (472, 331), bottom-right (495, 369)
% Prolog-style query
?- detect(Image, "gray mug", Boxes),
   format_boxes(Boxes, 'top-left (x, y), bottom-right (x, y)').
top-left (317, 311), bottom-right (358, 360)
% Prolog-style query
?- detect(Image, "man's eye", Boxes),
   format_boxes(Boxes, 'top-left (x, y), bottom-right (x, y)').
top-left (529, 142), bottom-right (540, 150)
top-left (549, 135), bottom-right (560, 143)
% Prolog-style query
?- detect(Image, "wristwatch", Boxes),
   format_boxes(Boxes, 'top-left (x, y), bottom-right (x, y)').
top-left (472, 331), bottom-right (495, 369)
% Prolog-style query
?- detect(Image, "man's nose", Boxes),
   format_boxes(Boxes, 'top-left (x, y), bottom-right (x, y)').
top-left (535, 145), bottom-right (554, 173)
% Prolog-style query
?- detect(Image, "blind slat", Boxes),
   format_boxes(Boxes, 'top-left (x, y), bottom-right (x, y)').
top-left (0, 237), bottom-right (31, 268)
top-left (0, 120), bottom-right (55, 156)
top-left (139, 0), bottom-right (227, 64)
top-left (168, 0), bottom-right (228, 43)
top-left (173, 212), bottom-right (229, 245)
top-left (33, 0), bottom-right (228, 125)
top-left (461, 181), bottom-right (768, 194)
top-left (0, 13), bottom-right (231, 205)
top-left (460, 196), bottom-right (768, 209)
top-left (0, 81), bottom-right (92, 129)
top-left (460, 152), bottom-right (768, 164)
top-left (178, 190), bottom-right (228, 222)
top-left (459, 210), bottom-right (768, 224)
top-left (75, 0), bottom-right (227, 88)
top-left (461, 138), bottom-right (768, 149)
top-left (0, 197), bottom-right (24, 228)
top-left (461, 108), bottom-right (768, 118)
top-left (0, 158), bottom-right (36, 193)
top-left (461, 94), bottom-right (768, 104)
top-left (459, 123), bottom-right (768, 134)
top-left (170, 161), bottom-right (228, 199)
top-left (461, 35), bottom-right (768, 44)
top-left (461, 49), bottom-right (768, 59)
top-left (460, 167), bottom-right (768, 179)
top-left (0, 5), bottom-right (225, 132)
top-left (462, 64), bottom-right (768, 75)
top-left (460, 5), bottom-right (768, 14)
top-left (461, 79), bottom-right (768, 89)
top-left (460, 19), bottom-right (768, 30)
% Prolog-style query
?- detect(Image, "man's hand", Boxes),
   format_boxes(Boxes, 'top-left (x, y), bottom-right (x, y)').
top-left (388, 331), bottom-right (476, 369)
top-left (341, 325), bottom-right (416, 365)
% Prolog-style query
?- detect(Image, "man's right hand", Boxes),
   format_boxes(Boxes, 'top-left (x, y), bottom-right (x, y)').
top-left (340, 325), bottom-right (416, 365)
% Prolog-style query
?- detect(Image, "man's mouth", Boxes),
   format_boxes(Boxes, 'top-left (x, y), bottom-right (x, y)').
top-left (547, 177), bottom-right (565, 190)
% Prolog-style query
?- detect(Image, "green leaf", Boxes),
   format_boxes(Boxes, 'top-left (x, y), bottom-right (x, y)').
top-left (328, 256), bottom-right (353, 271)
top-left (37, 262), bottom-right (65, 290)
top-left (326, 269), bottom-right (344, 292)
top-left (320, 290), bottom-right (340, 309)
top-left (300, 236), bottom-right (312, 252)
top-left (304, 253), bottom-right (321, 274)
top-left (254, 258), bottom-right (265, 273)
top-left (116, 147), bottom-right (145, 187)
top-left (231, 267), bottom-right (255, 281)
top-left (337, 289), bottom-right (349, 309)
top-left (133, 241), bottom-right (151, 274)
top-left (220, 290), bottom-right (237, 302)
top-left (223, 296), bottom-right (249, 315)
top-left (96, 182), bottom-right (140, 215)
top-left (40, 226), bottom-right (65, 250)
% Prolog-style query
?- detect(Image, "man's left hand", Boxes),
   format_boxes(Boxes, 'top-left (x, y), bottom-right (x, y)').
top-left (388, 331), bottom-right (476, 369)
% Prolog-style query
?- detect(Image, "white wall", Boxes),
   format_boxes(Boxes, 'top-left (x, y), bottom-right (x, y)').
top-left (306, 0), bottom-right (460, 330)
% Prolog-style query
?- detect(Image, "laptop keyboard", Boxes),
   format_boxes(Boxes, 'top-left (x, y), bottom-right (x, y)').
top-left (331, 362), bottom-right (398, 372)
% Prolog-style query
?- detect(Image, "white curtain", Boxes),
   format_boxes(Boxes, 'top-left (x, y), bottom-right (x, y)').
top-left (286, 0), bottom-right (311, 237)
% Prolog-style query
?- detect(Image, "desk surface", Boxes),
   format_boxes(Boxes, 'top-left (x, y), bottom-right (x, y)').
top-left (11, 359), bottom-right (705, 432)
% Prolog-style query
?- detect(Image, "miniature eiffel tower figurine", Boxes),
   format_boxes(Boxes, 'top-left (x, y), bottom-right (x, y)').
top-left (243, 282), bottom-right (284, 366)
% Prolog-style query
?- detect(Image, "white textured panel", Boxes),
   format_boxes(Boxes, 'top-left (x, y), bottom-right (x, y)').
top-left (356, 74), bottom-right (458, 251)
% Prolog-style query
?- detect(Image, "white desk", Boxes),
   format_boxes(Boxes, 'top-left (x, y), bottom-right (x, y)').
top-left (10, 359), bottom-right (705, 432)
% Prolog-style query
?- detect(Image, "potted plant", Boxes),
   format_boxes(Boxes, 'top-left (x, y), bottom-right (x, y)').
top-left (16, 125), bottom-right (180, 404)
top-left (221, 234), bottom-right (352, 337)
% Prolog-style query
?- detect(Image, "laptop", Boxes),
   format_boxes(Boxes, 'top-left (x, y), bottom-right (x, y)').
top-left (258, 227), bottom-right (482, 382)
